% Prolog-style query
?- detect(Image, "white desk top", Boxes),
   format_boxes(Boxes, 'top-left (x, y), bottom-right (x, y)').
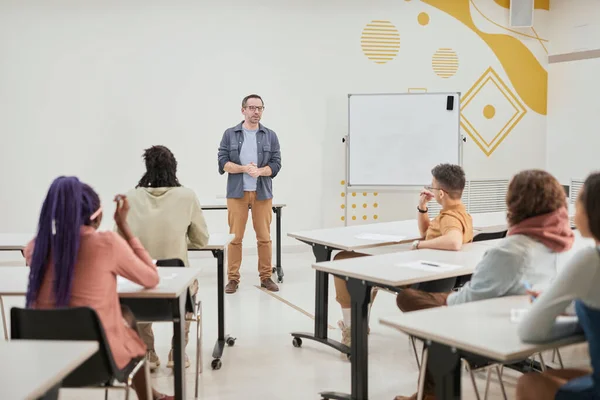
top-left (0, 232), bottom-right (232, 252)
top-left (0, 233), bottom-right (31, 251)
top-left (289, 220), bottom-right (422, 251)
top-left (380, 296), bottom-right (585, 362)
top-left (0, 340), bottom-right (98, 400)
top-left (189, 233), bottom-right (234, 251)
top-left (313, 245), bottom-right (489, 287)
top-left (200, 198), bottom-right (286, 209)
top-left (0, 267), bottom-right (201, 299)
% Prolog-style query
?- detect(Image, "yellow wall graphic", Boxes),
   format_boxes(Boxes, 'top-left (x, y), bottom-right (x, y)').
top-left (461, 67), bottom-right (527, 156)
top-left (422, 0), bottom-right (547, 116)
top-left (360, 20), bottom-right (401, 64)
top-left (431, 48), bottom-right (459, 79)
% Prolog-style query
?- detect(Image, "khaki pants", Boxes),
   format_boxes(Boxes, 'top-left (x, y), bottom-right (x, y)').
top-left (227, 192), bottom-right (272, 282)
top-left (396, 288), bottom-right (449, 312)
top-left (333, 251), bottom-right (369, 308)
top-left (139, 279), bottom-right (198, 351)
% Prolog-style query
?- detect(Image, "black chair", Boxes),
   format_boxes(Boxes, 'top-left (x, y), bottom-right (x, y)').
top-left (11, 307), bottom-right (149, 400)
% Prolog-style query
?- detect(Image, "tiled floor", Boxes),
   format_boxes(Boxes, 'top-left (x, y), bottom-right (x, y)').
top-left (0, 249), bottom-right (591, 399)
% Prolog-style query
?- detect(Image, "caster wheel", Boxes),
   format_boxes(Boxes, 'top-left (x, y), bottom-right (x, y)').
top-left (292, 337), bottom-right (302, 348)
top-left (211, 359), bottom-right (222, 370)
top-left (226, 337), bottom-right (236, 347)
top-left (277, 276), bottom-right (283, 283)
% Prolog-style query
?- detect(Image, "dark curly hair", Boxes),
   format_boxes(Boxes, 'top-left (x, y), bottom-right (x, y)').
top-left (506, 170), bottom-right (566, 226)
top-left (136, 145), bottom-right (181, 188)
top-left (431, 164), bottom-right (466, 200)
top-left (580, 172), bottom-right (600, 240)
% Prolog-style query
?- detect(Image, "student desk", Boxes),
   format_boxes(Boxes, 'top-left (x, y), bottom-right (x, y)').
top-left (286, 216), bottom-right (502, 357)
top-left (381, 296), bottom-right (585, 400)
top-left (0, 340), bottom-right (98, 400)
top-left (0, 267), bottom-right (200, 400)
top-left (287, 220), bottom-right (421, 355)
top-left (189, 233), bottom-right (235, 369)
top-left (0, 232), bottom-right (236, 371)
top-left (307, 245), bottom-right (489, 400)
top-left (201, 198), bottom-right (287, 283)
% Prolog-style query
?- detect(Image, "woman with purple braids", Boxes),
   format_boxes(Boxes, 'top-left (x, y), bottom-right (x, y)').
top-left (24, 176), bottom-right (173, 400)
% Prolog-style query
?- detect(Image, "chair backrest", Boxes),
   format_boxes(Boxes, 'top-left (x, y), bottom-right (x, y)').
top-left (10, 307), bottom-right (119, 387)
top-left (156, 258), bottom-right (194, 313)
top-left (473, 230), bottom-right (507, 242)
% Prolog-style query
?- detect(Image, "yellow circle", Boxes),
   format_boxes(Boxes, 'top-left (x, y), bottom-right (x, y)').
top-left (352, 192), bottom-right (357, 197)
top-left (340, 180), bottom-right (346, 185)
top-left (341, 192), bottom-right (345, 197)
top-left (361, 20), bottom-right (400, 65)
top-left (374, 203), bottom-right (379, 208)
top-left (374, 215), bottom-right (379, 220)
top-left (363, 215), bottom-right (368, 220)
top-left (418, 12), bottom-right (430, 26)
top-left (363, 192), bottom-right (367, 196)
top-left (432, 48), bottom-right (459, 79)
top-left (352, 204), bottom-right (357, 209)
top-left (374, 193), bottom-right (379, 196)
top-left (341, 216), bottom-right (345, 221)
top-left (352, 216), bottom-right (357, 221)
top-left (363, 203), bottom-right (367, 208)
top-left (483, 105), bottom-right (496, 119)
top-left (341, 204), bottom-right (345, 209)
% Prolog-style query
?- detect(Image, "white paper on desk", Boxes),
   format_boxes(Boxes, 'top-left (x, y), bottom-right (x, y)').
top-left (394, 260), bottom-right (463, 272)
top-left (510, 308), bottom-right (579, 324)
top-left (117, 273), bottom-right (177, 291)
top-left (355, 233), bottom-right (406, 242)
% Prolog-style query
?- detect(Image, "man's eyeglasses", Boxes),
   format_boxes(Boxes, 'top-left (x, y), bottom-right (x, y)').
top-left (245, 106), bottom-right (265, 112)
top-left (424, 186), bottom-right (444, 192)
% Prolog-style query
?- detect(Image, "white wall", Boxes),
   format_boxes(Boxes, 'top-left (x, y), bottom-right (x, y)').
top-left (548, 0), bottom-right (600, 55)
top-left (0, 0), bottom-right (550, 247)
top-left (547, 0), bottom-right (600, 183)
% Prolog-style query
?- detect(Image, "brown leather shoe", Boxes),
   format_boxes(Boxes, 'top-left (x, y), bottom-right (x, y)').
top-left (261, 278), bottom-right (279, 292)
top-left (225, 280), bottom-right (239, 294)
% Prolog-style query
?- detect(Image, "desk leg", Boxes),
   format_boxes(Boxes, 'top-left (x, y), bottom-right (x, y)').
top-left (211, 249), bottom-right (235, 370)
top-left (272, 206), bottom-right (284, 283)
top-left (172, 294), bottom-right (187, 400)
top-left (291, 245), bottom-right (348, 355)
top-left (428, 342), bottom-right (462, 400)
top-left (320, 278), bottom-right (371, 400)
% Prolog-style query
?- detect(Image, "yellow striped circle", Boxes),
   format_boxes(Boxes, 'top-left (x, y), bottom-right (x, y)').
top-left (432, 48), bottom-right (459, 79)
top-left (361, 20), bottom-right (400, 64)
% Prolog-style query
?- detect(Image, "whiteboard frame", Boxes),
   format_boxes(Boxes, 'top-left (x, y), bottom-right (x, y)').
top-left (346, 92), bottom-right (463, 188)
top-left (343, 92), bottom-right (463, 225)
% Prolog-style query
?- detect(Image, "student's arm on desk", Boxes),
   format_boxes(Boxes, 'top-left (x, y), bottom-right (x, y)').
top-left (188, 196), bottom-right (210, 248)
top-left (111, 233), bottom-right (159, 289)
top-left (417, 230), bottom-right (463, 251)
top-left (447, 247), bottom-right (522, 305)
top-left (518, 248), bottom-right (597, 343)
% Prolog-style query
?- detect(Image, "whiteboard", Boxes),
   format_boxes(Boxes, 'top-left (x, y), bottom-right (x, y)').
top-left (348, 93), bottom-right (461, 187)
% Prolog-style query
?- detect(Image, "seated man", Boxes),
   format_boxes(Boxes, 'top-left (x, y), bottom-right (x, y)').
top-left (394, 169), bottom-right (575, 400)
top-left (333, 164), bottom-right (473, 347)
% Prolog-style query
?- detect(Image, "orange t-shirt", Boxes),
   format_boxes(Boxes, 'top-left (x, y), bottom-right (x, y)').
top-left (425, 203), bottom-right (474, 243)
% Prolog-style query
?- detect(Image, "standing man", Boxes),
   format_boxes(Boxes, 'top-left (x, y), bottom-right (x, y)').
top-left (218, 94), bottom-right (282, 294)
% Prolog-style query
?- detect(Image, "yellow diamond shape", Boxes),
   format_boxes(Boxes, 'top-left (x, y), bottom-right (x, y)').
top-left (461, 67), bottom-right (527, 156)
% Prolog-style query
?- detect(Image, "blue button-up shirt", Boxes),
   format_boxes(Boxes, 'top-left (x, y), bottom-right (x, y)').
top-left (218, 122), bottom-right (282, 200)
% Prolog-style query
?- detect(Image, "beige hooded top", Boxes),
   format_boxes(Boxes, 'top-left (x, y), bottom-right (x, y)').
top-left (121, 187), bottom-right (209, 266)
